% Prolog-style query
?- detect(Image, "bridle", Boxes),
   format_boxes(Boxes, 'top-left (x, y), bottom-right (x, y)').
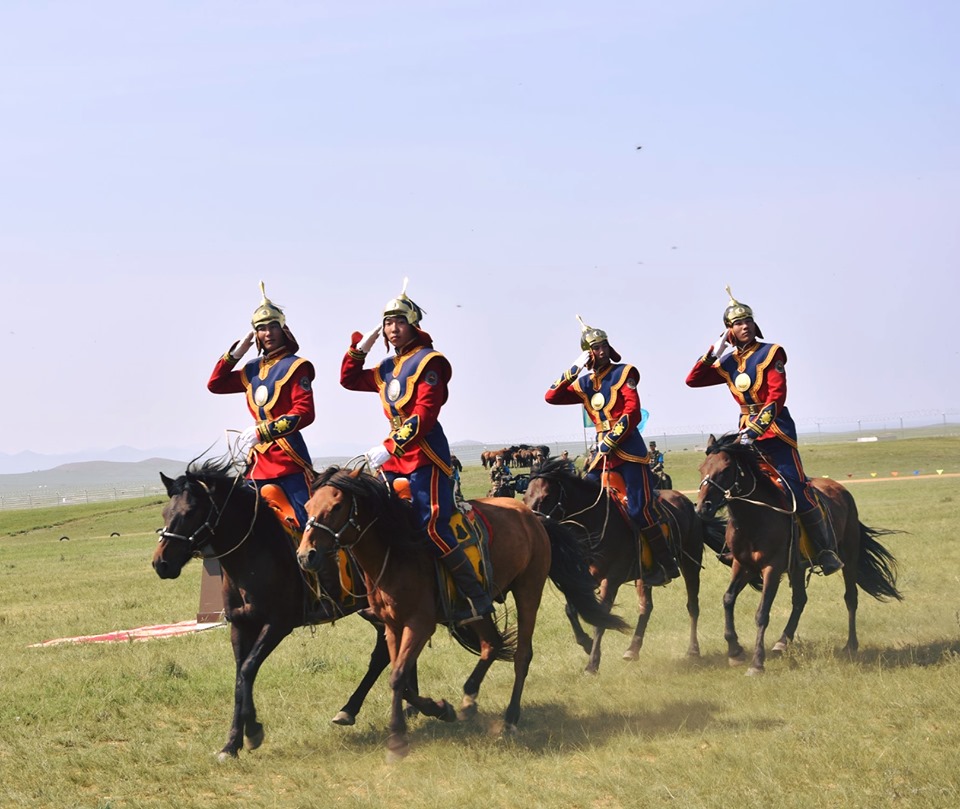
top-left (698, 448), bottom-right (796, 515)
top-left (303, 492), bottom-right (367, 550)
top-left (302, 487), bottom-right (388, 590)
top-left (157, 476), bottom-right (258, 560)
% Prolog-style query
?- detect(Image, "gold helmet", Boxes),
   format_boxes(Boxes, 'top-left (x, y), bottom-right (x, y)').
top-left (251, 281), bottom-right (286, 328)
top-left (722, 285), bottom-right (755, 327)
top-left (382, 277), bottom-right (424, 326)
top-left (722, 285), bottom-right (763, 337)
top-left (576, 315), bottom-right (621, 362)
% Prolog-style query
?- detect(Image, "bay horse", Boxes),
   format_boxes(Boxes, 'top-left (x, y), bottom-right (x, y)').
top-left (152, 459), bottom-right (396, 760)
top-left (523, 458), bottom-right (727, 674)
top-left (296, 465), bottom-right (627, 759)
top-left (695, 434), bottom-right (903, 675)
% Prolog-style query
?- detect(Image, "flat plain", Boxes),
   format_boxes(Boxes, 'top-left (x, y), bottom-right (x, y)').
top-left (1, 436), bottom-right (958, 809)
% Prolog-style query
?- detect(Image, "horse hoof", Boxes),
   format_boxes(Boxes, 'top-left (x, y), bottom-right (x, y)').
top-left (501, 722), bottom-right (518, 737)
top-left (746, 666), bottom-right (764, 676)
top-left (331, 710), bottom-right (356, 726)
top-left (244, 727), bottom-right (264, 751)
top-left (622, 649), bottom-right (639, 662)
top-left (728, 655), bottom-right (745, 668)
top-left (385, 736), bottom-right (409, 762)
top-left (438, 701), bottom-right (457, 722)
top-left (216, 749), bottom-right (238, 763)
top-left (771, 640), bottom-right (788, 654)
top-left (457, 695), bottom-right (478, 721)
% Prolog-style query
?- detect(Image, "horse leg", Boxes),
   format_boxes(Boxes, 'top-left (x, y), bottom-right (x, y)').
top-left (333, 620), bottom-right (390, 726)
top-left (682, 552), bottom-right (702, 658)
top-left (584, 578), bottom-right (617, 674)
top-left (457, 619), bottom-right (504, 720)
top-left (220, 622), bottom-right (290, 761)
top-left (842, 559), bottom-right (860, 654)
top-left (747, 567), bottom-right (783, 676)
top-left (622, 580), bottom-right (651, 662)
top-left (565, 597), bottom-right (594, 655)
top-left (772, 567), bottom-right (808, 654)
top-left (385, 624), bottom-right (434, 760)
top-left (501, 590), bottom-right (541, 733)
top-left (723, 564), bottom-right (750, 666)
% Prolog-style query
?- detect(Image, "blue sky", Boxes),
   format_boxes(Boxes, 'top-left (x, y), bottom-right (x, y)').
top-left (3, 1), bottom-right (957, 457)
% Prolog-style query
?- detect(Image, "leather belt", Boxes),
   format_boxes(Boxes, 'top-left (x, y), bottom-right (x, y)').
top-left (740, 404), bottom-right (761, 415)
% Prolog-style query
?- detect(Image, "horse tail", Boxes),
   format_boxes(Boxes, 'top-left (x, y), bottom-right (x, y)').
top-left (856, 524), bottom-right (904, 602)
top-left (540, 517), bottom-right (630, 632)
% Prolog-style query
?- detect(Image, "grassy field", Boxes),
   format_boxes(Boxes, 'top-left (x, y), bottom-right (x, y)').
top-left (1, 437), bottom-right (959, 808)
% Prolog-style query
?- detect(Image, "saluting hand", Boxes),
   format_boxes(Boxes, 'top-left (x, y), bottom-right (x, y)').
top-left (231, 331), bottom-right (256, 360)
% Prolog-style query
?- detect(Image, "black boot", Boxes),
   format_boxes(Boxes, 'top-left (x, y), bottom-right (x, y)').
top-left (639, 523), bottom-right (679, 587)
top-left (440, 545), bottom-right (493, 625)
top-left (799, 508), bottom-right (843, 575)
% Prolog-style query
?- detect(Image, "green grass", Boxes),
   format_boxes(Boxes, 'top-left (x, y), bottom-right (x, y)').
top-left (1, 439), bottom-right (959, 808)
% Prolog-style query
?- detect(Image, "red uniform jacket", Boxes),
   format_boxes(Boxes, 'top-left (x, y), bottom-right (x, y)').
top-left (208, 347), bottom-right (316, 479)
top-left (341, 330), bottom-right (453, 476)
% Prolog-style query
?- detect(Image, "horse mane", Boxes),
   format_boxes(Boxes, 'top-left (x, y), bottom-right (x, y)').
top-left (532, 457), bottom-right (591, 487)
top-left (313, 466), bottom-right (422, 552)
top-left (705, 433), bottom-right (770, 483)
top-left (165, 456), bottom-right (245, 496)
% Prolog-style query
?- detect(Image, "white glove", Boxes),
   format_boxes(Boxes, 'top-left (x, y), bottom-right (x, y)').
top-left (231, 331), bottom-right (256, 360)
top-left (739, 431), bottom-right (754, 446)
top-left (571, 350), bottom-right (591, 373)
top-left (358, 326), bottom-right (382, 354)
top-left (711, 330), bottom-right (730, 357)
top-left (233, 424), bottom-right (261, 458)
top-left (365, 444), bottom-right (392, 469)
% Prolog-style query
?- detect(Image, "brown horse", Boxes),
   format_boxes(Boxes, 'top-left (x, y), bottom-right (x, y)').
top-left (296, 465), bottom-right (627, 758)
top-left (523, 458), bottom-right (727, 674)
top-left (152, 459), bottom-right (397, 760)
top-left (695, 434), bottom-right (903, 675)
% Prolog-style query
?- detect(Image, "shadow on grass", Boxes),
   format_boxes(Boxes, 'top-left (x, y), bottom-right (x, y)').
top-left (849, 638), bottom-right (960, 668)
top-left (324, 695), bottom-right (786, 755)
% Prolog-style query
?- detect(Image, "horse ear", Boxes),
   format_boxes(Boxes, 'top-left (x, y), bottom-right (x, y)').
top-left (349, 467), bottom-right (364, 479)
top-left (706, 434), bottom-right (717, 451)
top-left (160, 472), bottom-right (176, 496)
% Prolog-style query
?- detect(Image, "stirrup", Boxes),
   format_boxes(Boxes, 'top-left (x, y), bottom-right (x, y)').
top-left (641, 566), bottom-right (673, 587)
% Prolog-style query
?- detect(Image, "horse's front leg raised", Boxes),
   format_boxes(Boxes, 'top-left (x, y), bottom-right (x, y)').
top-left (220, 621), bottom-right (291, 761)
top-left (747, 567), bottom-right (783, 675)
top-left (333, 620), bottom-right (391, 726)
top-left (622, 579), bottom-right (652, 662)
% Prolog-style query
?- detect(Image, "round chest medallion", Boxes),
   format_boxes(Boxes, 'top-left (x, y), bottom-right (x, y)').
top-left (734, 372), bottom-right (751, 392)
top-left (590, 392), bottom-right (606, 410)
top-left (253, 385), bottom-right (269, 406)
top-left (386, 379), bottom-right (402, 402)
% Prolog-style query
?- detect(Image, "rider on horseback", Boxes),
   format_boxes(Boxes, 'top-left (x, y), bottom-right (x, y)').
top-left (207, 282), bottom-right (336, 621)
top-left (544, 317), bottom-right (679, 586)
top-left (685, 287), bottom-right (842, 575)
top-left (341, 280), bottom-right (493, 625)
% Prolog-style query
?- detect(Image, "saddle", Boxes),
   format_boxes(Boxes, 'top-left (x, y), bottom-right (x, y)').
top-left (259, 483), bottom-right (363, 623)
top-left (599, 469), bottom-right (675, 579)
top-left (749, 463), bottom-right (817, 564)
top-left (389, 478), bottom-right (495, 626)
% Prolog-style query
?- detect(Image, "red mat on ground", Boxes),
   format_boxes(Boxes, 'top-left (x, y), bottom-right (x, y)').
top-left (29, 619), bottom-right (225, 647)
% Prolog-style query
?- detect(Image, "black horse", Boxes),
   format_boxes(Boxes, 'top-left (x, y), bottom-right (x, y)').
top-left (152, 459), bottom-right (398, 759)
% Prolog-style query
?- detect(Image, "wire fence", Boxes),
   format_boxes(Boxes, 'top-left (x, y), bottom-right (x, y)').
top-left (0, 485), bottom-right (168, 511)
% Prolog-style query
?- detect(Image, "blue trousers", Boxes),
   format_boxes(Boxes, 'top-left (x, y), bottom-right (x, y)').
top-left (251, 471), bottom-right (312, 529)
top-left (755, 438), bottom-right (819, 514)
top-left (386, 464), bottom-right (457, 556)
top-left (586, 460), bottom-right (661, 530)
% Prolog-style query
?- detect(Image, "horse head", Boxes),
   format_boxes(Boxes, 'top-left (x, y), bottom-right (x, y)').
top-left (695, 433), bottom-right (756, 519)
top-left (523, 457), bottom-right (597, 520)
top-left (153, 460), bottom-right (243, 578)
top-left (297, 466), bottom-right (366, 572)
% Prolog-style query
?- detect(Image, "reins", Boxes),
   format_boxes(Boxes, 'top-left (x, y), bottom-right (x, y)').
top-left (699, 449), bottom-right (798, 515)
top-left (158, 473), bottom-right (260, 560)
